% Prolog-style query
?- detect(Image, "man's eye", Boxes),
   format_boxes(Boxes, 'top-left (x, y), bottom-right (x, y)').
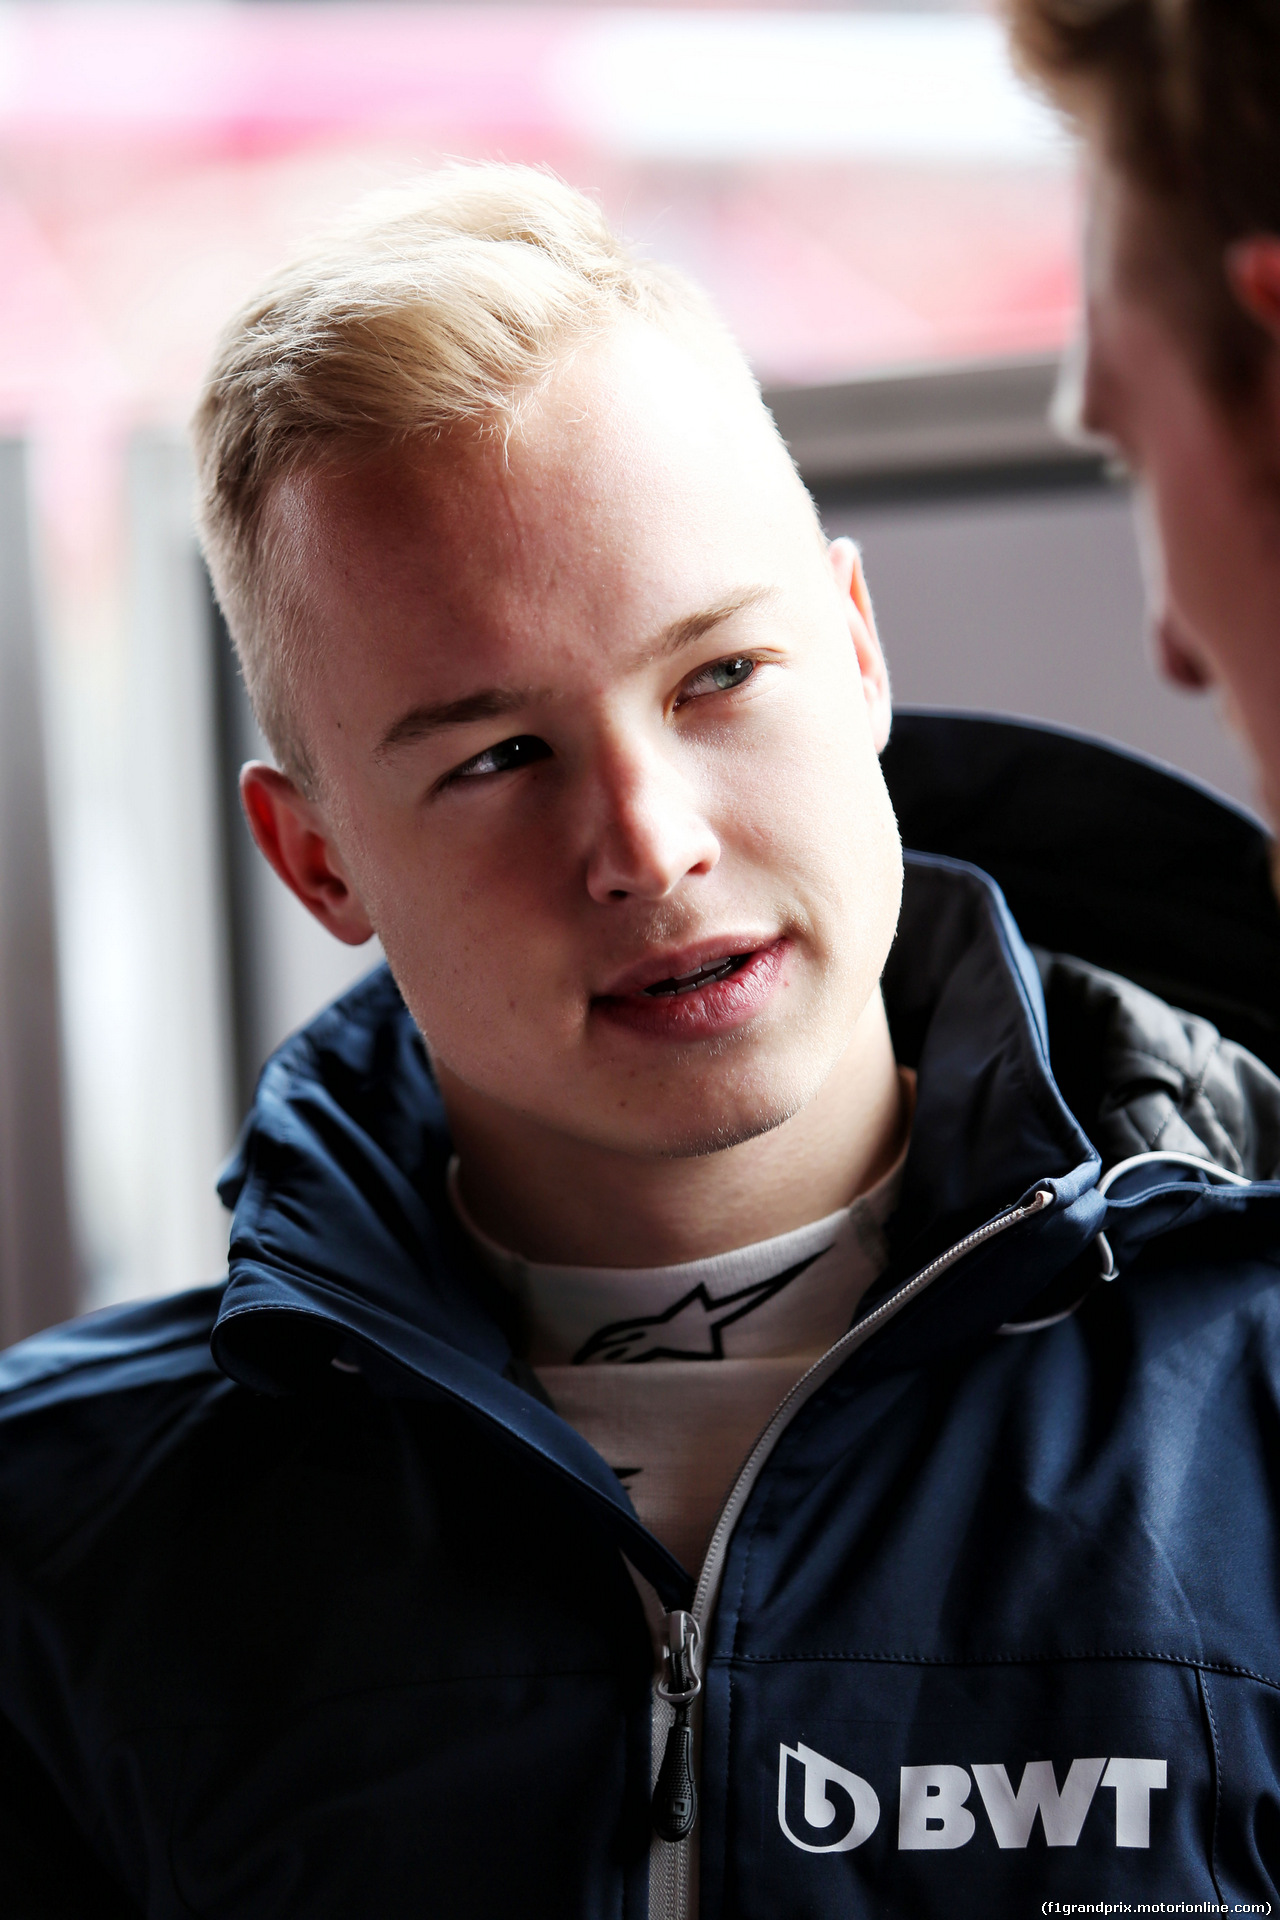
top-left (451, 735), bottom-right (551, 780)
top-left (681, 656), bottom-right (757, 701)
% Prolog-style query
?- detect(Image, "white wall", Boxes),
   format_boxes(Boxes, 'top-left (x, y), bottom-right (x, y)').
top-left (823, 479), bottom-right (1255, 814)
top-left (113, 437), bottom-right (238, 1303)
top-left (48, 437), bottom-right (238, 1310)
top-left (0, 441), bottom-right (77, 1341)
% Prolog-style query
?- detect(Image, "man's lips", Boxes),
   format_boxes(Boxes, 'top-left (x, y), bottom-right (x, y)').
top-left (595, 936), bottom-right (780, 1000)
top-left (640, 952), bottom-right (751, 998)
top-left (592, 937), bottom-right (791, 1041)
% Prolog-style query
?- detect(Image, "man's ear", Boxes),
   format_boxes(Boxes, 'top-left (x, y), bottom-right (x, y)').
top-left (239, 762), bottom-right (375, 946)
top-left (1227, 236), bottom-right (1280, 341)
top-left (828, 535), bottom-right (892, 752)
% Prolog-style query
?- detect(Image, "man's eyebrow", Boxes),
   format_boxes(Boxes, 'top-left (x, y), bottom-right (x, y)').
top-left (373, 587), bottom-right (776, 762)
top-left (656, 585), bottom-right (776, 657)
top-left (374, 688), bottom-right (527, 761)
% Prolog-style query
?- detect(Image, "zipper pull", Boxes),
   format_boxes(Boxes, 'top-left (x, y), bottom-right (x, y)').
top-left (652, 1610), bottom-right (702, 1843)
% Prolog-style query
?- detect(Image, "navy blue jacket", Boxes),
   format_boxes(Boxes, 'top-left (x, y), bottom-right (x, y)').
top-left (4, 713), bottom-right (1280, 1918)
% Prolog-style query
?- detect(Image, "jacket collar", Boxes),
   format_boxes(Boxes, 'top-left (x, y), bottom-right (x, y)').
top-left (213, 853), bottom-right (1103, 1540)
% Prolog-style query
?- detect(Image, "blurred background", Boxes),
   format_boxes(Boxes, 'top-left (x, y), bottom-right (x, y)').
top-left (0, 0), bottom-right (1255, 1339)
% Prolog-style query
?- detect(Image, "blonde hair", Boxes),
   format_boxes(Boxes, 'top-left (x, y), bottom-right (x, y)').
top-left (193, 163), bottom-right (753, 791)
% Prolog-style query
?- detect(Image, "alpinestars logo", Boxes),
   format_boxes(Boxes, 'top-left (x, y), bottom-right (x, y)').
top-left (573, 1252), bottom-right (830, 1364)
top-left (778, 1745), bottom-right (1168, 1853)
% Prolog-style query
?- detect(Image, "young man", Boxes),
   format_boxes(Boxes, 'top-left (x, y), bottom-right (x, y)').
top-left (3, 165), bottom-right (1280, 1919)
top-left (1004, 0), bottom-right (1280, 830)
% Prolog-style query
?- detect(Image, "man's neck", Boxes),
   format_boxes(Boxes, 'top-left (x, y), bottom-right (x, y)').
top-left (439, 992), bottom-right (909, 1268)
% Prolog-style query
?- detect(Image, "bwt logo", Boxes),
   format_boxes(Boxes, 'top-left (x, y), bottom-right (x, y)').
top-left (778, 1744), bottom-right (1168, 1855)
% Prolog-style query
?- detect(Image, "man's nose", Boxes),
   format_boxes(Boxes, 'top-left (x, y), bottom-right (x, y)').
top-left (1153, 611), bottom-right (1213, 690)
top-left (1052, 321), bottom-right (1109, 448)
top-left (582, 739), bottom-right (721, 905)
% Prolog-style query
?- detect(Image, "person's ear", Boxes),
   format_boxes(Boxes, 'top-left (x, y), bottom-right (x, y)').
top-left (828, 535), bottom-right (892, 752)
top-left (239, 762), bottom-right (375, 946)
top-left (1226, 236), bottom-right (1280, 341)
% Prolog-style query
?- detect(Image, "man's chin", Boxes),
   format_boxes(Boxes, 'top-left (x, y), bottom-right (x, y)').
top-left (580, 1026), bottom-right (846, 1160)
top-left (635, 1091), bottom-right (807, 1162)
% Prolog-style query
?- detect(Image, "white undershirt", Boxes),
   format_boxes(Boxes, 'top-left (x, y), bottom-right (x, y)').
top-left (448, 1127), bottom-right (907, 1573)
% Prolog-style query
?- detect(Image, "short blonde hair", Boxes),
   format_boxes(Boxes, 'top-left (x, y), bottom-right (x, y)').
top-left (193, 163), bottom-right (752, 790)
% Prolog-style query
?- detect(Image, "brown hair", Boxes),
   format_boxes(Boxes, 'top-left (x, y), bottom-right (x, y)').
top-left (1004, 0), bottom-right (1280, 397)
top-left (193, 163), bottom-right (751, 791)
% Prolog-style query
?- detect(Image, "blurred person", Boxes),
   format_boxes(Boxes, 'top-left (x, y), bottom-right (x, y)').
top-left (2, 165), bottom-right (1280, 1917)
top-left (1005, 0), bottom-right (1280, 830)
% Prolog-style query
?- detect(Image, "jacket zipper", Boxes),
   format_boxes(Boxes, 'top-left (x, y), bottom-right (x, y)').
top-left (647, 1185), bottom-right (1054, 1920)
top-left (652, 1609), bottom-right (702, 1842)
